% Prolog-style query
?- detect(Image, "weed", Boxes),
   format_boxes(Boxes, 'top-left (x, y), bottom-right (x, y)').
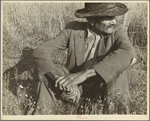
top-left (2, 2), bottom-right (147, 115)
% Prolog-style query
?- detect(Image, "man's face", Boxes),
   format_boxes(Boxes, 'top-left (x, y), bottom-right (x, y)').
top-left (92, 16), bottom-right (116, 34)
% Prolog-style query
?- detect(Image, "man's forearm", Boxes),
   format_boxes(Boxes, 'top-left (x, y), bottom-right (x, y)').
top-left (85, 68), bottom-right (97, 79)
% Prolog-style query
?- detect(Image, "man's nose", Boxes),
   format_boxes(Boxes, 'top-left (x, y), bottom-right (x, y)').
top-left (110, 19), bottom-right (116, 25)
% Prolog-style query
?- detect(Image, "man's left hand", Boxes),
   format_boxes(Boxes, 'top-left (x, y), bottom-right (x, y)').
top-left (55, 71), bottom-right (87, 91)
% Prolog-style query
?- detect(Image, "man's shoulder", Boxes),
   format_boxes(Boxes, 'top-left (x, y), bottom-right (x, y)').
top-left (65, 21), bottom-right (87, 31)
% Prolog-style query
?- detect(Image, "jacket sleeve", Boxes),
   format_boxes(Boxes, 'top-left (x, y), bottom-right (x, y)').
top-left (92, 25), bottom-right (135, 84)
top-left (32, 28), bottom-right (71, 75)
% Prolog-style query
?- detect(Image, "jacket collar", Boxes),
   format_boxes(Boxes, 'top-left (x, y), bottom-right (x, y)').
top-left (74, 22), bottom-right (111, 66)
top-left (75, 24), bottom-right (87, 66)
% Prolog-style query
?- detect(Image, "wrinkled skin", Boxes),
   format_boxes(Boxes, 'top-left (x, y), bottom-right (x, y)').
top-left (88, 16), bottom-right (116, 35)
top-left (55, 71), bottom-right (86, 91)
top-left (55, 71), bottom-right (86, 103)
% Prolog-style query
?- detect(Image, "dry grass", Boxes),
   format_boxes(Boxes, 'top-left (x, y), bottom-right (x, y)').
top-left (2, 2), bottom-right (147, 115)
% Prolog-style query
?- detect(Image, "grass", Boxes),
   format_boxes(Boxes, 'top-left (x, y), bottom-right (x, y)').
top-left (2, 2), bottom-right (148, 115)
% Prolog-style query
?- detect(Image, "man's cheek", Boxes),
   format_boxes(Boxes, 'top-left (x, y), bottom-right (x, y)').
top-left (105, 27), bottom-right (115, 34)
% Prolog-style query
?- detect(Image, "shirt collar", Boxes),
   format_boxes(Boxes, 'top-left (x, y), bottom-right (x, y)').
top-left (87, 24), bottom-right (98, 38)
top-left (87, 28), bottom-right (95, 38)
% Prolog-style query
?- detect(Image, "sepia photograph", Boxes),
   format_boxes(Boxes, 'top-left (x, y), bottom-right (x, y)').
top-left (1, 1), bottom-right (149, 120)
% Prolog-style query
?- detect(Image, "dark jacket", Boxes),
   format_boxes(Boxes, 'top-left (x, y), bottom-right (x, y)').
top-left (33, 21), bottom-right (135, 84)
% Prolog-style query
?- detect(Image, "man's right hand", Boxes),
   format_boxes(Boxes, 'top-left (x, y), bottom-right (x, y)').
top-left (68, 84), bottom-right (81, 103)
top-left (60, 84), bottom-right (81, 103)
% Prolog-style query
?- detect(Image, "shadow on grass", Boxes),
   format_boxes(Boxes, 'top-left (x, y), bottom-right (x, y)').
top-left (3, 47), bottom-right (40, 115)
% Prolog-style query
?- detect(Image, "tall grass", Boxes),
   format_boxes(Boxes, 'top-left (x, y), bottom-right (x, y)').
top-left (2, 2), bottom-right (148, 115)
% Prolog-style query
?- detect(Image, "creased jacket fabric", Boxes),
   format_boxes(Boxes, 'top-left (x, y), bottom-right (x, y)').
top-left (33, 21), bottom-right (135, 84)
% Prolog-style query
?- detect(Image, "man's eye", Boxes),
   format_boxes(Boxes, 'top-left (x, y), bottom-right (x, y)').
top-left (108, 16), bottom-right (116, 20)
top-left (103, 16), bottom-right (116, 20)
top-left (94, 16), bottom-right (116, 23)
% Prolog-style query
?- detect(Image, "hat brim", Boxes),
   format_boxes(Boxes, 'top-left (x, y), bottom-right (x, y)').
top-left (75, 4), bottom-right (128, 18)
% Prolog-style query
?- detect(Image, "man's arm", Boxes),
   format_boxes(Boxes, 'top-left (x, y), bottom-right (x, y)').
top-left (32, 28), bottom-right (70, 76)
top-left (92, 25), bottom-right (136, 84)
top-left (55, 67), bottom-right (97, 90)
top-left (55, 25), bottom-right (136, 89)
top-left (85, 67), bottom-right (97, 78)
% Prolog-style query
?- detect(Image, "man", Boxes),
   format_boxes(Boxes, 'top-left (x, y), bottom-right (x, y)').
top-left (33, 3), bottom-right (135, 114)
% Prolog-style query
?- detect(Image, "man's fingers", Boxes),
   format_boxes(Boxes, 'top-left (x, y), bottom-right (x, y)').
top-left (55, 77), bottom-right (67, 90)
top-left (55, 74), bottom-right (76, 89)
top-left (76, 90), bottom-right (80, 103)
top-left (68, 87), bottom-right (73, 93)
top-left (68, 93), bottom-right (76, 102)
top-left (58, 79), bottom-right (67, 90)
top-left (61, 81), bottom-right (69, 91)
top-left (74, 87), bottom-right (77, 96)
top-left (72, 97), bottom-right (77, 103)
top-left (66, 85), bottom-right (81, 103)
top-left (74, 87), bottom-right (79, 100)
top-left (66, 82), bottom-right (74, 90)
top-left (66, 88), bottom-right (70, 92)
top-left (73, 85), bottom-right (80, 103)
top-left (55, 77), bottom-right (64, 87)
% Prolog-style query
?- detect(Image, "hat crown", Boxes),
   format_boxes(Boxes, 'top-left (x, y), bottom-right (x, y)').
top-left (74, 3), bottom-right (128, 18)
top-left (85, 3), bottom-right (116, 11)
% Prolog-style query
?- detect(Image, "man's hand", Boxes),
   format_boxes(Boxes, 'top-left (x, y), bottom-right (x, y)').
top-left (55, 71), bottom-right (87, 91)
top-left (67, 85), bottom-right (81, 103)
top-left (60, 84), bottom-right (81, 103)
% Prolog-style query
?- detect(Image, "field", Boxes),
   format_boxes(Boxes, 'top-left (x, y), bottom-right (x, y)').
top-left (2, 2), bottom-right (148, 115)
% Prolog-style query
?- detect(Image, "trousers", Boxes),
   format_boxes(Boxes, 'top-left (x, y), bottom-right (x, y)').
top-left (35, 63), bottom-right (131, 114)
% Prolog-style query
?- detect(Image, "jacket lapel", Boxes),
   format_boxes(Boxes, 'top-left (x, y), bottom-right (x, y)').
top-left (74, 31), bottom-right (86, 66)
top-left (97, 35), bottom-right (114, 56)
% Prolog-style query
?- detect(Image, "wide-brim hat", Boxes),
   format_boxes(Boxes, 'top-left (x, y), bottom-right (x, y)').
top-left (75, 3), bottom-right (128, 18)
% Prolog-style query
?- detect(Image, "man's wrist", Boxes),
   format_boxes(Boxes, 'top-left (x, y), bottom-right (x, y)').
top-left (84, 68), bottom-right (97, 78)
top-left (47, 70), bottom-right (60, 81)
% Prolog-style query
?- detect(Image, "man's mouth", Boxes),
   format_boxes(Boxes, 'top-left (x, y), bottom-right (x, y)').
top-left (107, 25), bottom-right (114, 29)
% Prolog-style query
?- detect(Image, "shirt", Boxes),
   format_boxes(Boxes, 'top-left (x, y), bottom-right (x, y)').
top-left (83, 28), bottom-right (101, 62)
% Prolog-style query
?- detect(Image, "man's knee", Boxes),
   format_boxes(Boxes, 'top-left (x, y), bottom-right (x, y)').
top-left (104, 89), bottom-right (130, 114)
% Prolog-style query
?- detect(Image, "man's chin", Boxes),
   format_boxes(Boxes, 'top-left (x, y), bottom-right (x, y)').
top-left (105, 28), bottom-right (115, 34)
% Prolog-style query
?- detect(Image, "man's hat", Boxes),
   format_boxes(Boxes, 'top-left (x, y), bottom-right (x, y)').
top-left (75, 3), bottom-right (128, 18)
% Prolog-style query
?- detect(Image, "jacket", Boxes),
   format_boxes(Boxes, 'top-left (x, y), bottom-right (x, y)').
top-left (33, 21), bottom-right (135, 84)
